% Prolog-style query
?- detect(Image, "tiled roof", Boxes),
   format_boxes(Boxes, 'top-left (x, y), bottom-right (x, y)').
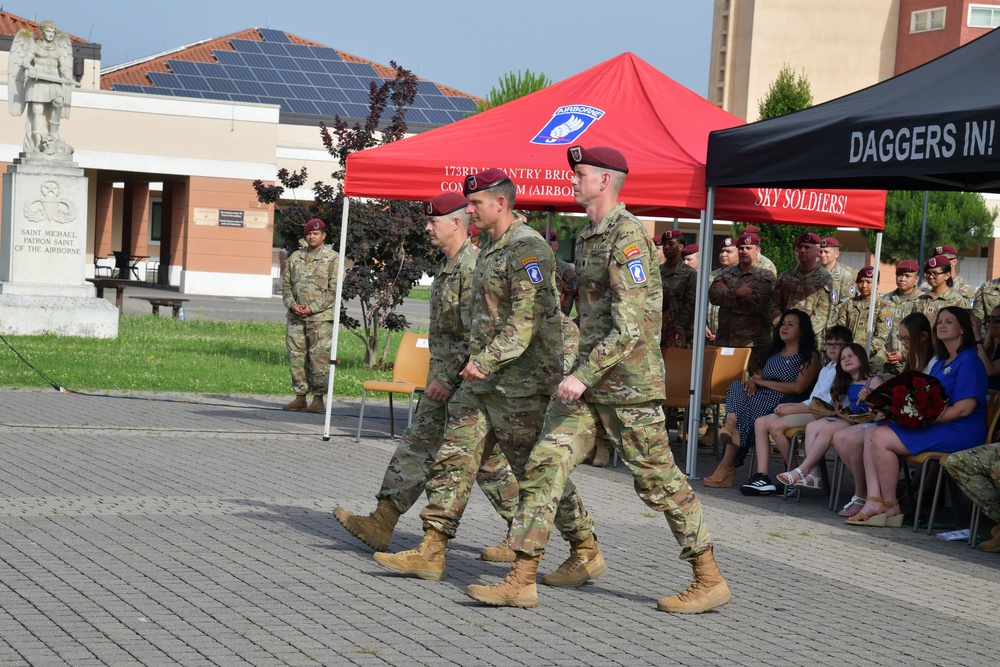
top-left (0, 11), bottom-right (88, 42)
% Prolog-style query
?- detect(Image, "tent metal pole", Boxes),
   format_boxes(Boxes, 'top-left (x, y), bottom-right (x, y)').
top-left (323, 196), bottom-right (352, 441)
top-left (686, 187), bottom-right (715, 478)
top-left (864, 231), bottom-right (883, 354)
top-left (545, 208), bottom-right (552, 240)
top-left (919, 191), bottom-right (929, 270)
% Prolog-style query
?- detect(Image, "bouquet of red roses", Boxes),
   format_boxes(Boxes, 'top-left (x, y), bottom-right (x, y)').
top-left (864, 370), bottom-right (948, 428)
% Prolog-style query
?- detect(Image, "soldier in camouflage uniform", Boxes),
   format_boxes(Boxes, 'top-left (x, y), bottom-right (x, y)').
top-left (280, 218), bottom-right (338, 413)
top-left (771, 232), bottom-right (832, 357)
top-left (819, 237), bottom-right (856, 329)
top-left (333, 193), bottom-right (519, 561)
top-left (972, 276), bottom-right (1000, 340)
top-left (935, 244), bottom-right (977, 301)
top-left (546, 230), bottom-right (577, 316)
top-left (836, 266), bottom-right (891, 368)
top-left (914, 254), bottom-right (972, 322)
top-left (659, 229), bottom-right (697, 348)
top-left (709, 232), bottom-right (773, 371)
top-left (741, 226), bottom-right (777, 276)
top-left (944, 443), bottom-right (1000, 552)
top-left (373, 169), bottom-right (595, 583)
top-left (682, 243), bottom-right (699, 270)
top-left (707, 237), bottom-right (740, 339)
top-left (467, 146), bottom-right (730, 614)
top-left (881, 260), bottom-right (921, 376)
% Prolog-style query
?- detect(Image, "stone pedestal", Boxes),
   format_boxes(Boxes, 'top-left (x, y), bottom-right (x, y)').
top-left (0, 156), bottom-right (118, 338)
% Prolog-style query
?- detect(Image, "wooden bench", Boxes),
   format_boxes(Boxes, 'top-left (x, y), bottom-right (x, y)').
top-left (129, 296), bottom-right (189, 318)
top-left (87, 277), bottom-right (133, 315)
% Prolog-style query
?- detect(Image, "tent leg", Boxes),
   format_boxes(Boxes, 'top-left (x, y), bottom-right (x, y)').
top-left (686, 187), bottom-right (716, 479)
top-left (323, 197), bottom-right (351, 441)
top-left (864, 232), bottom-right (883, 354)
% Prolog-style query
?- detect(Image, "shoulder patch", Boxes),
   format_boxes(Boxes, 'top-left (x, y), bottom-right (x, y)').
top-left (831, 289), bottom-right (838, 303)
top-left (623, 243), bottom-right (640, 259)
top-left (849, 284), bottom-right (856, 297)
top-left (626, 258), bottom-right (647, 284)
top-left (521, 256), bottom-right (544, 284)
top-left (886, 315), bottom-right (893, 329)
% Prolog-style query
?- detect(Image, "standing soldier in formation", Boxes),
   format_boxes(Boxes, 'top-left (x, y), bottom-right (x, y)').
top-left (819, 237), bottom-right (856, 329)
top-left (836, 266), bottom-right (891, 368)
top-left (681, 244), bottom-right (699, 270)
top-left (882, 260), bottom-right (921, 376)
top-left (709, 232), bottom-right (774, 370)
top-left (333, 193), bottom-right (519, 561)
top-left (771, 232), bottom-right (833, 349)
top-left (741, 225), bottom-right (777, 276)
top-left (973, 274), bottom-right (1000, 340)
top-left (546, 230), bottom-right (578, 316)
top-left (466, 145), bottom-right (730, 614)
top-left (372, 169), bottom-right (595, 582)
top-left (280, 218), bottom-right (338, 413)
top-left (707, 237), bottom-right (740, 340)
top-left (915, 254), bottom-right (972, 321)
top-left (659, 230), bottom-right (697, 348)
top-left (935, 244), bottom-right (976, 301)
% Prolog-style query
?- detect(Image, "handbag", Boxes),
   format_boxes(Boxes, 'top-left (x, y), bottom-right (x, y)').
top-left (807, 397), bottom-right (874, 425)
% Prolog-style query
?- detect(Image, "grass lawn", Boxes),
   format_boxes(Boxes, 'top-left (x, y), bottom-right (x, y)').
top-left (0, 317), bottom-right (418, 398)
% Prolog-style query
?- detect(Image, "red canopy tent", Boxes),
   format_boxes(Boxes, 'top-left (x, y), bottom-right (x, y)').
top-left (345, 52), bottom-right (886, 228)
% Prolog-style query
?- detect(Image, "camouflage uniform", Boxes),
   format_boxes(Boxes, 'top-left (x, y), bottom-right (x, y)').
top-left (826, 262), bottom-right (856, 327)
top-left (706, 267), bottom-right (724, 339)
top-left (972, 278), bottom-right (1000, 339)
top-left (771, 264), bottom-right (833, 349)
top-left (881, 288), bottom-right (920, 376)
top-left (709, 264), bottom-right (774, 370)
top-left (377, 238), bottom-right (518, 520)
top-left (554, 256), bottom-right (578, 316)
top-left (952, 274), bottom-right (977, 301)
top-left (282, 243), bottom-right (338, 395)
top-left (660, 259), bottom-right (697, 348)
top-left (913, 288), bottom-right (971, 322)
top-left (836, 294), bottom-right (891, 368)
top-left (510, 202), bottom-right (712, 562)
top-left (420, 221), bottom-right (593, 544)
top-left (756, 254), bottom-right (778, 277)
top-left (943, 443), bottom-right (1000, 522)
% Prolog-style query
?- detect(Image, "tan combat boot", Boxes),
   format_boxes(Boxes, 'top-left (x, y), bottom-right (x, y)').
top-left (333, 498), bottom-right (401, 552)
top-left (978, 522), bottom-right (1000, 552)
top-left (466, 553), bottom-right (541, 608)
top-left (657, 546), bottom-right (732, 614)
top-left (541, 534), bottom-right (607, 587)
top-left (282, 395), bottom-right (307, 411)
top-left (591, 442), bottom-right (612, 468)
top-left (305, 395), bottom-right (326, 412)
top-left (480, 531), bottom-right (516, 563)
top-left (372, 527), bottom-right (448, 580)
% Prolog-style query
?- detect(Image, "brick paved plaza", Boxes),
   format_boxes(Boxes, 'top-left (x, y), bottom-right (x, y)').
top-left (0, 388), bottom-right (996, 666)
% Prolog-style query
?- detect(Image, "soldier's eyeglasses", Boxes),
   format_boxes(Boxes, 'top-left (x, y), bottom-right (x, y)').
top-left (825, 342), bottom-right (845, 348)
top-left (924, 270), bottom-right (947, 277)
top-left (898, 335), bottom-right (910, 344)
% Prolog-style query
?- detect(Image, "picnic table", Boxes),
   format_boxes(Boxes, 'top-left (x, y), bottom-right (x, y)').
top-left (129, 296), bottom-right (190, 319)
top-left (86, 278), bottom-right (133, 315)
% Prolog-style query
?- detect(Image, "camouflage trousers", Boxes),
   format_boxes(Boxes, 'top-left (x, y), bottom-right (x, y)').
top-left (377, 392), bottom-right (519, 524)
top-left (943, 443), bottom-right (1000, 522)
top-left (286, 318), bottom-right (333, 395)
top-left (510, 398), bottom-right (712, 561)
top-left (420, 388), bottom-right (593, 543)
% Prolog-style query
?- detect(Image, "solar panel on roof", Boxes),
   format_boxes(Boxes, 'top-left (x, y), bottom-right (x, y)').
top-left (346, 62), bottom-right (379, 76)
top-left (261, 82), bottom-right (293, 98)
top-left (254, 68), bottom-right (284, 83)
top-left (308, 46), bottom-right (340, 60)
top-left (297, 58), bottom-right (327, 74)
top-left (286, 99), bottom-right (319, 114)
top-left (313, 101), bottom-right (347, 117)
top-left (230, 39), bottom-right (263, 53)
top-left (279, 70), bottom-right (310, 85)
top-left (258, 28), bottom-right (291, 44)
top-left (286, 44), bottom-right (316, 59)
top-left (148, 72), bottom-right (176, 87)
top-left (240, 53), bottom-right (272, 69)
top-left (234, 80), bottom-right (266, 96)
top-left (167, 60), bottom-right (200, 76)
top-left (416, 81), bottom-right (444, 97)
top-left (259, 41), bottom-right (290, 56)
top-left (214, 51), bottom-right (246, 66)
top-left (221, 65), bottom-right (254, 81)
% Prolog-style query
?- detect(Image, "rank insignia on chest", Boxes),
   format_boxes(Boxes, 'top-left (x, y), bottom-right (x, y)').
top-left (522, 257), bottom-right (544, 284)
top-left (626, 258), bottom-right (646, 284)
top-left (623, 243), bottom-right (640, 259)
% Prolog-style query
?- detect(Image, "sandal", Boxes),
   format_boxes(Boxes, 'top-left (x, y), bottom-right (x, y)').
top-left (838, 495), bottom-right (865, 517)
top-left (794, 472), bottom-right (823, 491)
top-left (776, 468), bottom-right (805, 486)
top-left (883, 497), bottom-right (904, 528)
top-left (703, 464), bottom-right (736, 488)
top-left (845, 496), bottom-right (887, 526)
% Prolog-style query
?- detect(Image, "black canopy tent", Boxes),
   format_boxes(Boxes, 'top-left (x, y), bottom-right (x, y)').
top-left (705, 27), bottom-right (1000, 192)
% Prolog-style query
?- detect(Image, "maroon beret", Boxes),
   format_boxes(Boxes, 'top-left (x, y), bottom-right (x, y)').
top-left (424, 192), bottom-right (467, 217)
top-left (934, 244), bottom-right (958, 257)
top-left (544, 230), bottom-right (559, 242)
top-left (924, 255), bottom-right (951, 271)
top-left (303, 218), bottom-right (326, 234)
top-left (736, 233), bottom-right (760, 246)
top-left (856, 266), bottom-right (875, 281)
top-left (661, 230), bottom-right (684, 243)
top-left (468, 224), bottom-right (482, 238)
top-left (681, 244), bottom-right (698, 257)
top-left (742, 225), bottom-right (761, 235)
top-left (567, 145), bottom-right (629, 174)
top-left (895, 260), bottom-right (919, 275)
top-left (464, 168), bottom-right (511, 196)
top-left (794, 232), bottom-right (821, 247)
top-left (820, 237), bottom-right (840, 248)
top-left (720, 237), bottom-right (735, 248)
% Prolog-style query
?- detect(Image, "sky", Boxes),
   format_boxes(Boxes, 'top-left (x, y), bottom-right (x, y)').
top-left (18, 0), bottom-right (714, 99)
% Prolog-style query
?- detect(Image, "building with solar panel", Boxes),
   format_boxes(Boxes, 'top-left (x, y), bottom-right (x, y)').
top-left (0, 12), bottom-right (478, 298)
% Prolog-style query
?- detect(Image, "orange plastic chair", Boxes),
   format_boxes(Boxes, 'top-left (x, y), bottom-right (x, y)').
top-left (355, 332), bottom-right (431, 442)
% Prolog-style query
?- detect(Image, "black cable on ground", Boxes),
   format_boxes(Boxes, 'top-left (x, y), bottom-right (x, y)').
top-left (0, 332), bottom-right (70, 393)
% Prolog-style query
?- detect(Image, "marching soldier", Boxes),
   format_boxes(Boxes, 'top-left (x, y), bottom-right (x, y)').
top-left (709, 232), bottom-right (774, 370)
top-left (660, 230), bottom-right (697, 347)
top-left (882, 260), bottom-right (921, 376)
top-left (820, 237), bottom-right (856, 327)
top-left (914, 254), bottom-right (971, 321)
top-left (771, 232), bottom-right (833, 351)
top-left (836, 266), bottom-right (891, 368)
top-left (546, 230), bottom-right (577, 316)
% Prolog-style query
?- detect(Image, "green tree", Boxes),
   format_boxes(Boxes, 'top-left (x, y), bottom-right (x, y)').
top-left (860, 190), bottom-right (996, 263)
top-left (745, 65), bottom-right (821, 273)
top-left (253, 62), bottom-right (436, 369)
top-left (474, 69), bottom-right (551, 113)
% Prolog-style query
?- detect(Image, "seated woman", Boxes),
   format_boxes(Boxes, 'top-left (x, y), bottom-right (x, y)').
top-left (848, 306), bottom-right (988, 526)
top-left (775, 342), bottom-right (883, 491)
top-left (831, 312), bottom-right (936, 516)
top-left (976, 304), bottom-right (1000, 391)
top-left (943, 442), bottom-right (1000, 552)
top-left (704, 309), bottom-right (820, 488)
top-left (740, 325), bottom-right (852, 496)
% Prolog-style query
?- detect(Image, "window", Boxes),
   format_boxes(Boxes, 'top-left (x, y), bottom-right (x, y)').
top-left (911, 7), bottom-right (946, 32)
top-left (150, 200), bottom-right (162, 243)
top-left (969, 4), bottom-right (1000, 27)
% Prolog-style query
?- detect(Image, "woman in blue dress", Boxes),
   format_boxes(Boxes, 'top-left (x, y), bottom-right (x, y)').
top-left (704, 309), bottom-right (821, 488)
top-left (848, 306), bottom-right (988, 526)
